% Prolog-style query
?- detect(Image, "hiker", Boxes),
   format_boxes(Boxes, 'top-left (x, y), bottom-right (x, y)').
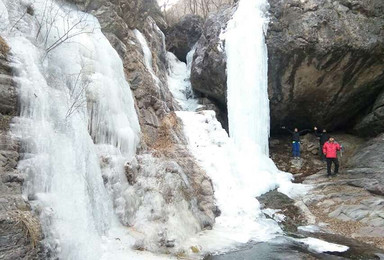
top-left (323, 137), bottom-right (342, 177)
top-left (314, 126), bottom-right (330, 161)
top-left (281, 126), bottom-right (311, 159)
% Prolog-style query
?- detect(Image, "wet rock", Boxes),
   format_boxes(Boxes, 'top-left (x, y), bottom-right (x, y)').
top-left (165, 14), bottom-right (204, 62)
top-left (258, 190), bottom-right (307, 232)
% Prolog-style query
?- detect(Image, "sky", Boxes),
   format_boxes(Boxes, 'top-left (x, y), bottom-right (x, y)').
top-left (157, 0), bottom-right (180, 8)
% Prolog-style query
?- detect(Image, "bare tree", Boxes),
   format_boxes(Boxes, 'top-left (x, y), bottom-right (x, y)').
top-left (34, 0), bottom-right (97, 55)
top-left (65, 66), bottom-right (91, 120)
top-left (162, 0), bottom-right (233, 25)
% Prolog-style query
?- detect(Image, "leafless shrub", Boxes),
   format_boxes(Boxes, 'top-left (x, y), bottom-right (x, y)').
top-left (161, 0), bottom-right (234, 25)
top-left (34, 0), bottom-right (97, 55)
top-left (65, 66), bottom-right (90, 120)
top-left (9, 210), bottom-right (42, 248)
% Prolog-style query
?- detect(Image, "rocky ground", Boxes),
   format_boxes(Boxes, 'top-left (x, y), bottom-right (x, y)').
top-left (270, 132), bottom-right (384, 251)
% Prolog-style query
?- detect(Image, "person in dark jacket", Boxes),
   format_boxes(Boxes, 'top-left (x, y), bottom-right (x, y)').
top-left (323, 137), bottom-right (342, 177)
top-left (314, 127), bottom-right (330, 161)
top-left (281, 126), bottom-right (311, 159)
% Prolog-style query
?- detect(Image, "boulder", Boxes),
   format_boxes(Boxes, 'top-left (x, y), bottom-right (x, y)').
top-left (165, 14), bottom-right (204, 62)
top-left (190, 0), bottom-right (384, 134)
top-left (347, 133), bottom-right (384, 170)
top-left (258, 189), bottom-right (307, 232)
top-left (342, 133), bottom-right (384, 196)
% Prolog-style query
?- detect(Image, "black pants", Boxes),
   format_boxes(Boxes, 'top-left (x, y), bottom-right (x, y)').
top-left (326, 158), bottom-right (339, 175)
top-left (319, 145), bottom-right (326, 161)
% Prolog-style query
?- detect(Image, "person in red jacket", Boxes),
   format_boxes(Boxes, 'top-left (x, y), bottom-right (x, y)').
top-left (323, 137), bottom-right (341, 177)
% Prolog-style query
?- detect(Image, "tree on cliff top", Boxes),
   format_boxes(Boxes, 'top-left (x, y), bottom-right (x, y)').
top-left (159, 0), bottom-right (233, 25)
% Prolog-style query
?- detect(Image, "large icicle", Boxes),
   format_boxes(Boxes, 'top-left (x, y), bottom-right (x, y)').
top-left (226, 0), bottom-right (270, 156)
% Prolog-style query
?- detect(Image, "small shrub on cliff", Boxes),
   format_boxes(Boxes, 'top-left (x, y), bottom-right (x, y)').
top-left (9, 210), bottom-right (42, 248)
top-left (0, 36), bottom-right (10, 55)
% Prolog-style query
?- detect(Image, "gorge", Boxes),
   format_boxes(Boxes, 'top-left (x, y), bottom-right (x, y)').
top-left (0, 0), bottom-right (384, 259)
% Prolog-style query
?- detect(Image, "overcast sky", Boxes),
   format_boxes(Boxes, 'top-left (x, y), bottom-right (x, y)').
top-left (157, 0), bottom-right (180, 8)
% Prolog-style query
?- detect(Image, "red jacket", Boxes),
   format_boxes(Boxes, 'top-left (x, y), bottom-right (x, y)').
top-left (323, 141), bottom-right (341, 158)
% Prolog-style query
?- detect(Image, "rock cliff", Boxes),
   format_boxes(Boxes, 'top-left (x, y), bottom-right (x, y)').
top-left (267, 0), bottom-right (384, 133)
top-left (1, 0), bottom-right (217, 256)
top-left (190, 0), bottom-right (384, 135)
top-left (67, 0), bottom-right (218, 252)
top-left (0, 36), bottom-right (43, 259)
top-left (165, 14), bottom-right (204, 62)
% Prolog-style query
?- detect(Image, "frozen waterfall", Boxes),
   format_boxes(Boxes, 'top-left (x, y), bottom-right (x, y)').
top-left (0, 0), bottom-right (308, 257)
top-left (1, 0), bottom-right (169, 259)
top-left (173, 0), bottom-right (304, 254)
top-left (226, 0), bottom-right (270, 156)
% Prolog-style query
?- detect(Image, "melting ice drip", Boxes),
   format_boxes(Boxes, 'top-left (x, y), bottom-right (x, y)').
top-left (0, 0), bottom-right (172, 259)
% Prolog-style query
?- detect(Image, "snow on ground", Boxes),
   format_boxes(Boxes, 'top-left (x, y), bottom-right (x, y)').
top-left (297, 237), bottom-right (349, 253)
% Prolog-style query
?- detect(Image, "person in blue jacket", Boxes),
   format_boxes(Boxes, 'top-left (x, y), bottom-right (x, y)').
top-left (281, 126), bottom-right (311, 159)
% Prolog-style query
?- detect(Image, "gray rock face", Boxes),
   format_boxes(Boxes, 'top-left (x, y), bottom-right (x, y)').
top-left (165, 14), bottom-right (204, 62)
top-left (67, 0), bottom-right (166, 33)
top-left (189, 7), bottom-right (235, 130)
top-left (354, 90), bottom-right (384, 136)
top-left (190, 7), bottom-right (235, 106)
top-left (124, 17), bottom-right (177, 146)
top-left (343, 133), bottom-right (384, 196)
top-left (267, 0), bottom-right (384, 133)
top-left (190, 0), bottom-right (384, 134)
top-left (0, 37), bottom-right (42, 260)
top-left (347, 133), bottom-right (384, 170)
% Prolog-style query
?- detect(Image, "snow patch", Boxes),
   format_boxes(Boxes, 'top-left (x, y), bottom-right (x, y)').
top-left (298, 237), bottom-right (349, 253)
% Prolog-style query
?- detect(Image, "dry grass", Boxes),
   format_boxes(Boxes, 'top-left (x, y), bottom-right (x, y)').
top-left (152, 112), bottom-right (180, 151)
top-left (0, 36), bottom-right (10, 55)
top-left (9, 210), bottom-right (42, 248)
top-left (0, 115), bottom-right (12, 131)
